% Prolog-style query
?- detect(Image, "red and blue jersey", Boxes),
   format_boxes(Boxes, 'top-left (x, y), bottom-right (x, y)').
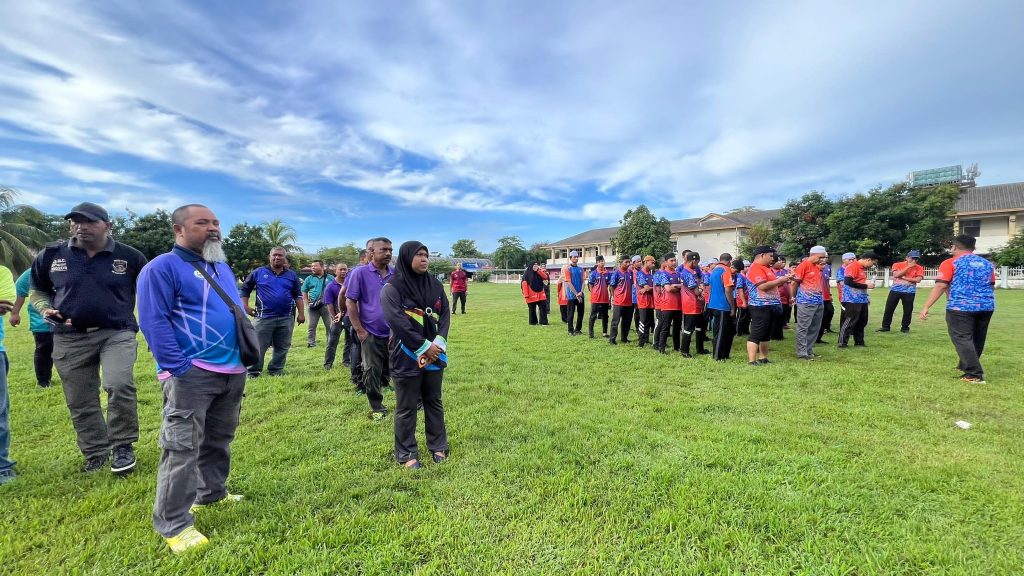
top-left (653, 269), bottom-right (681, 310)
top-left (746, 263), bottom-right (781, 307)
top-left (678, 266), bottom-right (703, 314)
top-left (609, 267), bottom-right (634, 306)
top-left (936, 254), bottom-right (995, 312)
top-left (588, 268), bottom-right (611, 304)
top-left (842, 261), bottom-right (870, 304)
top-left (635, 268), bottom-right (655, 309)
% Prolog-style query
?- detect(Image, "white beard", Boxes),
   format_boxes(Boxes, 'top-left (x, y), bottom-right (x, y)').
top-left (202, 239), bottom-right (227, 263)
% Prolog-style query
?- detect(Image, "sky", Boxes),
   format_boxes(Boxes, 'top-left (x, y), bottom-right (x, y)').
top-left (1, 0), bottom-right (1022, 255)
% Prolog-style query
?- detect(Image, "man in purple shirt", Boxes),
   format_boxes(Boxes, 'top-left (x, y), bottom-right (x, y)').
top-left (323, 263), bottom-right (349, 371)
top-left (346, 237), bottom-right (395, 420)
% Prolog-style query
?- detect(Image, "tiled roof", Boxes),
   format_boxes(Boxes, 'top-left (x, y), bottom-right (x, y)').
top-left (955, 182), bottom-right (1024, 214)
top-left (546, 209), bottom-right (780, 247)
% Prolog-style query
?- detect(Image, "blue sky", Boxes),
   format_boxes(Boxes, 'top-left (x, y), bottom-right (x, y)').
top-left (1, 1), bottom-right (1022, 254)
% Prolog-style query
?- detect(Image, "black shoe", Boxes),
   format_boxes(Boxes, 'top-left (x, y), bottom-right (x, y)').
top-left (602, 333), bottom-right (609, 338)
top-left (748, 361), bottom-right (760, 366)
top-left (697, 350), bottom-right (709, 355)
top-left (680, 352), bottom-right (693, 358)
top-left (854, 343), bottom-right (867, 347)
top-left (247, 373), bottom-right (260, 379)
top-left (876, 328), bottom-right (890, 332)
top-left (758, 358), bottom-right (771, 364)
top-left (659, 349), bottom-right (668, 355)
top-left (323, 364), bottom-right (333, 371)
top-left (432, 452), bottom-right (448, 464)
top-left (588, 333), bottom-right (594, 338)
top-left (608, 339), bottom-right (617, 345)
top-left (815, 339), bottom-right (826, 344)
top-left (38, 380), bottom-right (51, 388)
top-left (111, 445), bottom-right (136, 475)
top-left (622, 339), bottom-right (631, 344)
top-left (901, 328), bottom-right (910, 333)
top-left (82, 454), bottom-right (109, 473)
top-left (307, 343), bottom-right (316, 348)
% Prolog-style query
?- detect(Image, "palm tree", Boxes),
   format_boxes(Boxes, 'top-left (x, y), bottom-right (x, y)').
top-left (0, 186), bottom-right (54, 273)
top-left (262, 218), bottom-right (300, 252)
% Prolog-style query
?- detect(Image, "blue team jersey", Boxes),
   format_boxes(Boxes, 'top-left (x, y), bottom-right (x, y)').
top-left (938, 254), bottom-right (995, 312)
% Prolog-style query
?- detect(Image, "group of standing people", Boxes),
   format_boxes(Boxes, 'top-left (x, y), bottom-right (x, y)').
top-left (1, 201), bottom-right (456, 554)
top-left (521, 237), bottom-right (997, 382)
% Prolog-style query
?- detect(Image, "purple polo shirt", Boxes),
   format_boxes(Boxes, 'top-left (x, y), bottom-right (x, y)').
top-left (323, 278), bottom-right (344, 314)
top-left (345, 264), bottom-right (395, 338)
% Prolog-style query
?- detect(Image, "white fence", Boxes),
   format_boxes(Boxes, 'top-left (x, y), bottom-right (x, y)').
top-left (880, 266), bottom-right (1024, 289)
top-left (480, 267), bottom-right (1024, 288)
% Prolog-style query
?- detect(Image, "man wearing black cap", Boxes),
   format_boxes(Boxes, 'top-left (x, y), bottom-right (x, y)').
top-left (30, 202), bottom-right (148, 475)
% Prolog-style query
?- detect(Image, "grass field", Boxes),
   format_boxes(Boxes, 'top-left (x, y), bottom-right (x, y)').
top-left (2, 284), bottom-right (1023, 575)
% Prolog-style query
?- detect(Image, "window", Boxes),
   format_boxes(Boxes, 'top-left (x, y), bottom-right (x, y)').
top-left (960, 219), bottom-right (981, 237)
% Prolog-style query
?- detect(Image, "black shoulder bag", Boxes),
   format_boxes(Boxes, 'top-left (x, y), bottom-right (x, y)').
top-left (189, 261), bottom-right (261, 367)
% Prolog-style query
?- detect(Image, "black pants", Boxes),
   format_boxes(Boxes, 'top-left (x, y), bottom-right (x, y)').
top-left (819, 301), bottom-right (835, 340)
top-left (881, 291), bottom-right (915, 331)
top-left (735, 307), bottom-right (750, 336)
top-left (566, 298), bottom-right (584, 334)
top-left (349, 321), bottom-right (363, 387)
top-left (947, 310), bottom-right (993, 379)
top-left (771, 307), bottom-right (787, 340)
top-left (609, 305), bottom-right (634, 343)
top-left (528, 302), bottom-right (549, 325)
top-left (782, 304), bottom-right (792, 326)
top-left (636, 308), bottom-right (655, 347)
top-left (681, 313), bottom-right (707, 354)
top-left (394, 370), bottom-right (449, 464)
top-left (33, 331), bottom-right (54, 385)
top-left (654, 310), bottom-right (681, 352)
top-left (542, 285), bottom-right (551, 315)
top-left (559, 305), bottom-right (567, 323)
top-left (360, 334), bottom-right (388, 413)
top-left (633, 305), bottom-right (641, 335)
top-left (709, 309), bottom-right (735, 360)
top-left (839, 303), bottom-right (869, 346)
top-left (589, 303), bottom-right (610, 337)
top-left (452, 291), bottom-right (467, 314)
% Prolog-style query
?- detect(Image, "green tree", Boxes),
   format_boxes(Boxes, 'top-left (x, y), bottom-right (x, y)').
top-left (450, 239), bottom-right (482, 258)
top-left (12, 206), bottom-right (68, 242)
top-left (735, 222), bottom-right (774, 261)
top-left (770, 191), bottom-right (835, 258)
top-left (492, 235), bottom-right (526, 269)
top-left (223, 223), bottom-right (273, 277)
top-left (609, 205), bottom-right (672, 259)
top-left (317, 243), bottom-right (361, 266)
top-left (825, 182), bottom-right (959, 263)
top-left (523, 241), bottom-right (549, 268)
top-left (263, 218), bottom-right (299, 252)
top-left (0, 186), bottom-right (56, 273)
top-left (992, 230), bottom-right (1024, 266)
top-left (113, 209), bottom-right (174, 261)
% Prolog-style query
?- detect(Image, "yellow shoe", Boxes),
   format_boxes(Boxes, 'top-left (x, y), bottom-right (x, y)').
top-left (164, 526), bottom-right (209, 554)
top-left (189, 493), bottom-right (244, 514)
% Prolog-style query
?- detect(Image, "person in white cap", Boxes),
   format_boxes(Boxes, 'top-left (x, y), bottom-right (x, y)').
top-left (790, 246), bottom-right (829, 360)
top-left (836, 252), bottom-right (856, 327)
top-left (560, 250), bottom-right (585, 336)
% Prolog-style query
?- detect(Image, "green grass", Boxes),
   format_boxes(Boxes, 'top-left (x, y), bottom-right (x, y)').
top-left (3, 284), bottom-right (1023, 574)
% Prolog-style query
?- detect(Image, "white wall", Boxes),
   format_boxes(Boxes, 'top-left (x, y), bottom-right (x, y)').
top-left (975, 216), bottom-right (1010, 254)
top-left (673, 229), bottom-right (742, 260)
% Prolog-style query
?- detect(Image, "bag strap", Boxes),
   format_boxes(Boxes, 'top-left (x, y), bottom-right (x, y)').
top-left (188, 261), bottom-right (239, 311)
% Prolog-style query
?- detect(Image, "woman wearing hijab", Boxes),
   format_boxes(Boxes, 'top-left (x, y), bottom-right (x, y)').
top-left (381, 241), bottom-right (450, 469)
top-left (521, 262), bottom-right (549, 325)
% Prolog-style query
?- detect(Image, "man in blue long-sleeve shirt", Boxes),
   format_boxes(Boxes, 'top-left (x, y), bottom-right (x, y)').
top-left (137, 204), bottom-right (246, 554)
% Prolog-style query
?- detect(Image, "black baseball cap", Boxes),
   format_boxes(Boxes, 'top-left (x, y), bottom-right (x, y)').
top-left (64, 202), bottom-right (110, 223)
top-left (752, 245), bottom-right (776, 257)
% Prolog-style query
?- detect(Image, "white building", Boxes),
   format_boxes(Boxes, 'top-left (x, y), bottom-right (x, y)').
top-left (544, 209), bottom-right (779, 273)
top-left (952, 181), bottom-right (1024, 254)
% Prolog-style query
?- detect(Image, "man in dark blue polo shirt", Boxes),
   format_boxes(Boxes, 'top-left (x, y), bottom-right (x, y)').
top-left (30, 202), bottom-right (148, 475)
top-left (240, 247), bottom-right (305, 378)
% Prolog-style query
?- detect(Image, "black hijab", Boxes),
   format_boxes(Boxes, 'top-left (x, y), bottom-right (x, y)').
top-left (524, 263), bottom-right (545, 292)
top-left (391, 240), bottom-right (444, 311)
